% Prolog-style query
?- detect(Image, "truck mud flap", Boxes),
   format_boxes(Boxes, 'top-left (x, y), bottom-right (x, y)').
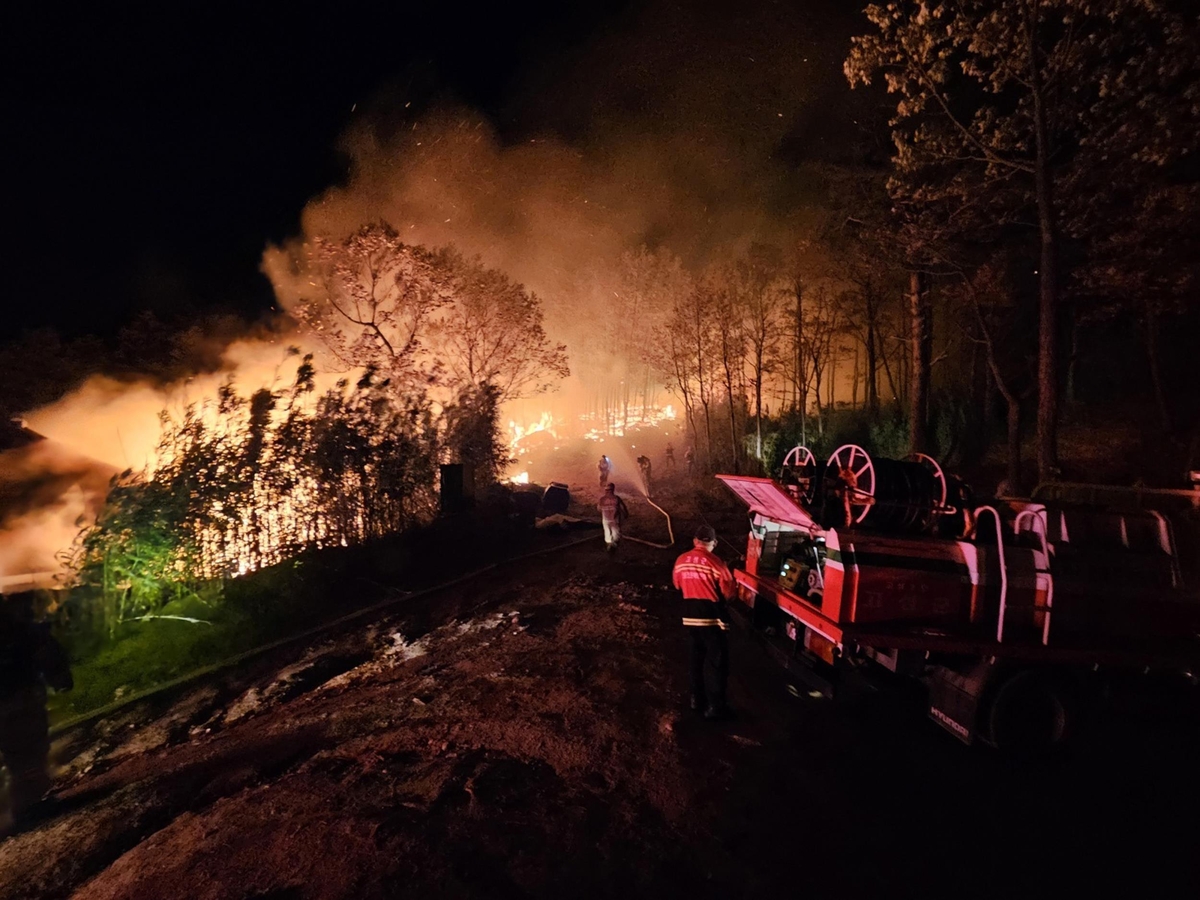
top-left (926, 661), bottom-right (994, 745)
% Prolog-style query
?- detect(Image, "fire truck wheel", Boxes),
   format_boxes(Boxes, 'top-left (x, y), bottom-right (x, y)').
top-left (985, 669), bottom-right (1075, 754)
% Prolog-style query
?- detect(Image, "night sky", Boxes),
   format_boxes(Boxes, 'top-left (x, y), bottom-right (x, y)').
top-left (5, 2), bottom-right (872, 342)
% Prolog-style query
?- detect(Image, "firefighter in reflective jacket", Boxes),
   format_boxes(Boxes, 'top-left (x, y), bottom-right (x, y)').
top-left (672, 525), bottom-right (736, 719)
top-left (597, 483), bottom-right (629, 552)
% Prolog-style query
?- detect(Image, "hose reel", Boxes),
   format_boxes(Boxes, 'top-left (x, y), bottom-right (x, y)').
top-left (781, 443), bottom-right (956, 534)
top-left (780, 444), bottom-right (818, 505)
top-left (824, 444), bottom-right (948, 532)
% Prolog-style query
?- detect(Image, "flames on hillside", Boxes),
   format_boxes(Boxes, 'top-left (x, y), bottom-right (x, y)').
top-left (1, 340), bottom-right (380, 586)
top-left (2, 347), bottom-right (682, 589)
top-left (503, 403), bottom-right (678, 487)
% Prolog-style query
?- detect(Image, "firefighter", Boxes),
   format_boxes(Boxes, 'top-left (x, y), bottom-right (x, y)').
top-left (598, 455), bottom-right (612, 490)
top-left (684, 446), bottom-right (695, 476)
top-left (665, 444), bottom-right (675, 469)
top-left (597, 482), bottom-right (629, 552)
top-left (637, 455), bottom-right (652, 494)
top-left (1, 596), bottom-right (72, 830)
top-left (672, 525), bottom-right (736, 719)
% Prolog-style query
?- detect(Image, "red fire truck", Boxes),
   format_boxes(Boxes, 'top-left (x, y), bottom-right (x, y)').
top-left (719, 445), bottom-right (1200, 751)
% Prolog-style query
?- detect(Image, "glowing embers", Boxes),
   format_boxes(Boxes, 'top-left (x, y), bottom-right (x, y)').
top-left (580, 402), bottom-right (676, 440)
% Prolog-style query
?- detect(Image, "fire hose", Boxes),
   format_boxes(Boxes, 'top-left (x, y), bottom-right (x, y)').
top-left (620, 495), bottom-right (676, 549)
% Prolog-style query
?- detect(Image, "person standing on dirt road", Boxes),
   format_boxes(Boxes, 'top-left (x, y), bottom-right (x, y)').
top-left (597, 482), bottom-right (629, 552)
top-left (672, 525), bottom-right (736, 719)
top-left (598, 455), bottom-right (612, 490)
top-left (665, 444), bottom-right (675, 469)
top-left (0, 595), bottom-right (73, 832)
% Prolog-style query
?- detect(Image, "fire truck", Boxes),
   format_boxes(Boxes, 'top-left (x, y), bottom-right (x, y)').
top-left (718, 445), bottom-right (1200, 751)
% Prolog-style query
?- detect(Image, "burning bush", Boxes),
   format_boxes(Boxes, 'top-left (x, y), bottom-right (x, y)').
top-left (68, 359), bottom-right (441, 631)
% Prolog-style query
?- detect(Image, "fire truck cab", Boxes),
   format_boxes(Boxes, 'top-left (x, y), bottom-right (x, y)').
top-left (720, 445), bottom-right (1200, 752)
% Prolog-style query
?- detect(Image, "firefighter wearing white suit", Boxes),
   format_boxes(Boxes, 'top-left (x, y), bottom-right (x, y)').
top-left (597, 483), bottom-right (629, 551)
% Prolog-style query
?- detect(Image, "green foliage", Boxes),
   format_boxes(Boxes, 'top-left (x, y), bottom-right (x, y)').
top-left (930, 393), bottom-right (976, 467)
top-left (867, 413), bottom-right (909, 461)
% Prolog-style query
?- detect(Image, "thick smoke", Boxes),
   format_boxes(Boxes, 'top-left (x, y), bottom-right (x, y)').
top-left (1, 338), bottom-right (330, 582)
top-left (261, 2), bottom-right (858, 358)
top-left (24, 338), bottom-right (322, 472)
top-left (0, 441), bottom-right (114, 583)
top-left (260, 2), bottom-right (867, 428)
top-left (5, 3), bottom-right (864, 581)
top-left (264, 110), bottom-right (791, 343)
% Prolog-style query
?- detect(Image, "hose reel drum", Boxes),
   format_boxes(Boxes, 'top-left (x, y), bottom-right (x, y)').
top-left (780, 443), bottom-right (954, 533)
top-left (825, 443), bottom-right (947, 532)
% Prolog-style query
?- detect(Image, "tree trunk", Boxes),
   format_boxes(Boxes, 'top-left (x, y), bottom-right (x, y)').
top-left (1029, 7), bottom-right (1059, 482)
top-left (851, 344), bottom-right (859, 407)
top-left (1143, 308), bottom-right (1173, 434)
top-left (879, 338), bottom-right (899, 404)
top-left (796, 279), bottom-right (807, 446)
top-left (909, 271), bottom-right (932, 453)
top-left (865, 305), bottom-right (879, 414)
top-left (693, 299), bottom-right (713, 468)
top-left (828, 346), bottom-right (836, 410)
top-left (1006, 398), bottom-right (1022, 495)
top-left (812, 366), bottom-right (824, 435)
top-left (622, 376), bottom-right (629, 433)
top-left (1065, 312), bottom-right (1079, 403)
top-left (723, 352), bottom-right (739, 474)
top-left (754, 366), bottom-right (763, 462)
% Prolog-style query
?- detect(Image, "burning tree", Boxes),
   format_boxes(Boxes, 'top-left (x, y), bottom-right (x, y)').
top-left (291, 225), bottom-right (569, 406)
top-left (431, 248), bottom-right (569, 402)
top-left (294, 224), bottom-right (448, 390)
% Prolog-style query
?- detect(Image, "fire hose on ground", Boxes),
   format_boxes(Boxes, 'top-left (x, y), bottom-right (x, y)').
top-left (619, 495), bottom-right (676, 549)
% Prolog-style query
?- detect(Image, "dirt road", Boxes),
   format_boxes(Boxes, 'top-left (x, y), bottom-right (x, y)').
top-left (2, 523), bottom-right (1198, 899)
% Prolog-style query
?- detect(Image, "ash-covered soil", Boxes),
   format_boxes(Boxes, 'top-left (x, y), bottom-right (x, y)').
top-left (3, 521), bottom-right (1198, 899)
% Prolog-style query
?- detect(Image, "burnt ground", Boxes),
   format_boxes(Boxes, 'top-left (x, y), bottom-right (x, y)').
top-left (2, 487), bottom-right (1200, 899)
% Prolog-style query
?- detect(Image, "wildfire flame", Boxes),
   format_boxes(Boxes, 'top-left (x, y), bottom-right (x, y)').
top-left (508, 411), bottom-right (557, 455)
top-left (11, 340), bottom-right (416, 586)
top-left (581, 402), bottom-right (675, 440)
